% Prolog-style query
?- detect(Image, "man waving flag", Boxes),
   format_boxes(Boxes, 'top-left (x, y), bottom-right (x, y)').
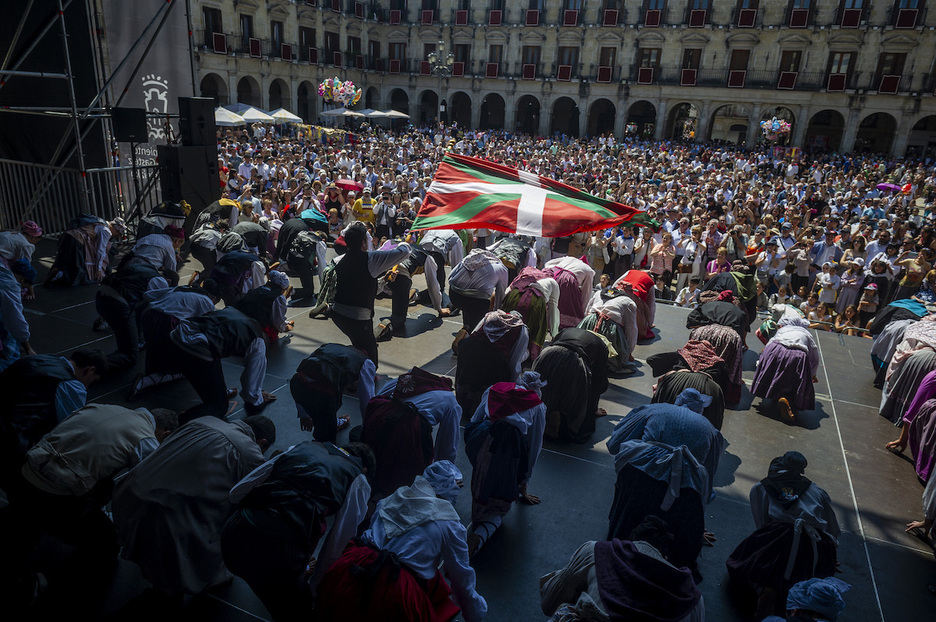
top-left (411, 153), bottom-right (657, 236)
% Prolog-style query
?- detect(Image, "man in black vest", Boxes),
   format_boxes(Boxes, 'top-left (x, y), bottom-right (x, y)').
top-left (207, 249), bottom-right (266, 307)
top-left (168, 307), bottom-right (275, 421)
top-left (231, 219), bottom-right (270, 259)
top-left (290, 343), bottom-right (376, 443)
top-left (95, 261), bottom-right (176, 372)
top-left (276, 216), bottom-right (329, 301)
top-left (330, 223), bottom-right (411, 365)
top-left (0, 348), bottom-right (106, 496)
top-left (126, 280), bottom-right (223, 401)
top-left (221, 441), bottom-right (376, 621)
top-left (234, 270), bottom-right (293, 343)
top-left (377, 245), bottom-right (451, 341)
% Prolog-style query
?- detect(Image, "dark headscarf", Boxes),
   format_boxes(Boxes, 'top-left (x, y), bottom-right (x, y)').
top-left (760, 451), bottom-right (811, 509)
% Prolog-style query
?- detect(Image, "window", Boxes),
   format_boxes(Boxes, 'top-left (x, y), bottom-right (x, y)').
top-left (792, 0), bottom-right (810, 7)
top-left (459, 0), bottom-right (472, 8)
top-left (876, 52), bottom-right (907, 76)
top-left (839, 0), bottom-right (864, 25)
top-left (730, 49), bottom-right (750, 71)
top-left (271, 21), bottom-right (284, 50)
top-left (558, 46), bottom-right (579, 66)
top-left (490, 0), bottom-right (504, 9)
top-left (522, 45), bottom-right (542, 65)
top-left (299, 27), bottom-right (315, 49)
top-left (528, 0), bottom-right (544, 9)
top-left (422, 0), bottom-right (437, 9)
top-left (390, 42), bottom-right (407, 60)
top-left (639, 48), bottom-right (661, 68)
top-left (203, 7), bottom-right (222, 47)
top-left (390, 0), bottom-right (407, 9)
top-left (688, 0), bottom-right (708, 26)
top-left (325, 31), bottom-right (340, 53)
top-left (829, 52), bottom-right (851, 74)
top-left (599, 47), bottom-right (617, 67)
top-left (895, 0), bottom-right (921, 27)
top-left (736, 0), bottom-right (758, 26)
top-left (369, 40), bottom-right (381, 68)
top-left (647, 0), bottom-right (665, 7)
top-left (240, 14), bottom-right (254, 50)
top-left (789, 0), bottom-right (810, 27)
top-left (645, 0), bottom-right (666, 26)
top-left (489, 44), bottom-right (503, 64)
top-left (779, 51), bottom-right (801, 72)
top-left (349, 36), bottom-right (362, 55)
top-left (455, 44), bottom-right (471, 63)
top-left (682, 48), bottom-right (702, 69)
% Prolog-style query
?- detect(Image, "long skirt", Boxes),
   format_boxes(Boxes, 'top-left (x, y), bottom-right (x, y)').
top-left (751, 342), bottom-right (815, 412)
top-left (550, 269), bottom-right (586, 330)
top-left (502, 288), bottom-right (548, 359)
top-left (880, 349), bottom-right (936, 424)
top-left (726, 521), bottom-right (837, 595)
top-left (608, 464), bottom-right (704, 581)
top-left (577, 313), bottom-right (629, 375)
top-left (909, 397), bottom-right (936, 482)
top-left (653, 370), bottom-right (726, 430)
top-left (689, 324), bottom-right (744, 404)
top-left (532, 345), bottom-right (594, 442)
top-left (316, 542), bottom-right (460, 622)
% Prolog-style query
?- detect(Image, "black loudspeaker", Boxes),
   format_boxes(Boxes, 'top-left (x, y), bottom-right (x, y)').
top-left (111, 107), bottom-right (148, 143)
top-left (179, 97), bottom-right (216, 146)
top-left (158, 144), bottom-right (221, 212)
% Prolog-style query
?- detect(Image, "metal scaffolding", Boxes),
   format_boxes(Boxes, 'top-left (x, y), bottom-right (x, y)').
top-left (0, 0), bottom-right (195, 233)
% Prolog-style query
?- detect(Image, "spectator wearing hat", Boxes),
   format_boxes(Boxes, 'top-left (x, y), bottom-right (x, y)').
top-left (810, 229), bottom-right (843, 270)
top-left (373, 190), bottom-right (396, 241)
top-left (350, 186), bottom-right (376, 224)
top-left (779, 222), bottom-right (797, 251)
top-left (322, 183), bottom-right (345, 216)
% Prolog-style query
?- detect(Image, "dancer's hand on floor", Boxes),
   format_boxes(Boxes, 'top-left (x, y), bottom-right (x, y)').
top-left (702, 531), bottom-right (717, 546)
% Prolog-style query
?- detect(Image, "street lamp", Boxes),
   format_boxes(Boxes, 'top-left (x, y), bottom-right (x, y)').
top-left (427, 40), bottom-right (454, 124)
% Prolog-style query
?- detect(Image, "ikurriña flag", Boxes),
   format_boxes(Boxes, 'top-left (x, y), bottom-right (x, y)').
top-left (411, 153), bottom-right (658, 236)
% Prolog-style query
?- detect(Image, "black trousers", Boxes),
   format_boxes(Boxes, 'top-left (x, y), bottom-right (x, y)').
top-left (389, 274), bottom-right (412, 330)
top-left (167, 344), bottom-right (228, 422)
top-left (287, 256), bottom-right (316, 294)
top-left (331, 311), bottom-right (378, 366)
top-left (449, 290), bottom-right (490, 332)
top-left (289, 374), bottom-right (341, 443)
top-left (221, 509), bottom-right (318, 622)
top-left (190, 243), bottom-right (216, 279)
top-left (95, 290), bottom-right (139, 371)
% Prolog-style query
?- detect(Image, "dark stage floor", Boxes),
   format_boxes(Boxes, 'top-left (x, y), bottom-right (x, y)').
top-left (5, 240), bottom-right (936, 621)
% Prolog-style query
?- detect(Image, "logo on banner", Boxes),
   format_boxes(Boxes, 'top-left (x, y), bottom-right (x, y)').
top-left (142, 74), bottom-right (169, 141)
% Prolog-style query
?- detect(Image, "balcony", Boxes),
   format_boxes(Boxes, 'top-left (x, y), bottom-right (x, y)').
top-left (638, 67), bottom-right (830, 91)
top-left (194, 32), bottom-right (299, 61)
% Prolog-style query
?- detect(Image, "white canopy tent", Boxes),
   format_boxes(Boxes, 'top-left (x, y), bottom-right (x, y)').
top-left (382, 109), bottom-right (410, 119)
top-left (237, 107), bottom-right (275, 123)
top-left (270, 108), bottom-right (303, 124)
top-left (320, 107), bottom-right (365, 117)
top-left (357, 108), bottom-right (388, 118)
top-left (215, 107), bottom-right (246, 127)
top-left (223, 102), bottom-right (259, 115)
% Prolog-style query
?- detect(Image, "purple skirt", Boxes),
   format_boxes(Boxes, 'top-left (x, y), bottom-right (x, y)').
top-left (751, 341), bottom-right (815, 411)
top-left (909, 397), bottom-right (936, 482)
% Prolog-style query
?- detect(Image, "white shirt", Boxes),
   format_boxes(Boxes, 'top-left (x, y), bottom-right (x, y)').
top-left (584, 290), bottom-right (638, 355)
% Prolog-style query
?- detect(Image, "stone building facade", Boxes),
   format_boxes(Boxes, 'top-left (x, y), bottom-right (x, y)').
top-left (193, 0), bottom-right (936, 156)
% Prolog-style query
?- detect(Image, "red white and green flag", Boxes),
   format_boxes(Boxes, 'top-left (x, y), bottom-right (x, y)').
top-left (411, 153), bottom-right (657, 236)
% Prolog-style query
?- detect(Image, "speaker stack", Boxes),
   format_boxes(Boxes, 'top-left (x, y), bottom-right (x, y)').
top-left (158, 97), bottom-right (221, 215)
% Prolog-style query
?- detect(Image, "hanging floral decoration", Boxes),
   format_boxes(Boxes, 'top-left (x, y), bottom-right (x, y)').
top-left (760, 116), bottom-right (792, 143)
top-left (318, 77), bottom-right (362, 107)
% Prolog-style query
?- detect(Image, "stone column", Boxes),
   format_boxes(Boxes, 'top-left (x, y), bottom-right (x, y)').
top-left (694, 101), bottom-right (711, 142)
top-left (891, 114), bottom-right (914, 157)
top-left (653, 99), bottom-right (668, 141)
top-left (745, 103), bottom-right (762, 148)
top-left (791, 105), bottom-right (809, 148)
top-left (840, 108), bottom-right (862, 153)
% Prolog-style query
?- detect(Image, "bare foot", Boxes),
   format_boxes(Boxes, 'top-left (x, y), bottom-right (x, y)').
top-left (778, 398), bottom-right (794, 420)
top-left (260, 391), bottom-right (278, 404)
top-left (595, 408), bottom-right (608, 418)
top-left (702, 531), bottom-right (717, 546)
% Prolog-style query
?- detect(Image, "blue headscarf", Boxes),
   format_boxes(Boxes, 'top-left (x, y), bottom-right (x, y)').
top-left (674, 388), bottom-right (713, 415)
top-left (786, 577), bottom-right (851, 620)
